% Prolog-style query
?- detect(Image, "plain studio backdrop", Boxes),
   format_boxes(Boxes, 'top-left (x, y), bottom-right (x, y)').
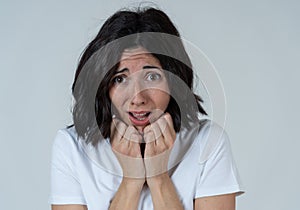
top-left (1, 0), bottom-right (299, 209)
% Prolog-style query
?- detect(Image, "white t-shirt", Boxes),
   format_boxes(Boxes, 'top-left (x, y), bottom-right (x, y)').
top-left (49, 121), bottom-right (244, 210)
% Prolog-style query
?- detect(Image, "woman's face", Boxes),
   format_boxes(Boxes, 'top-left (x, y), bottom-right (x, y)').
top-left (109, 47), bottom-right (170, 133)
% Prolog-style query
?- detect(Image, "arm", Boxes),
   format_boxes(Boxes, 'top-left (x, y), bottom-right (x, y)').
top-left (109, 178), bottom-right (144, 210)
top-left (109, 118), bottom-right (146, 209)
top-left (144, 113), bottom-right (183, 209)
top-left (147, 173), bottom-right (184, 210)
top-left (52, 205), bottom-right (87, 210)
top-left (194, 193), bottom-right (236, 210)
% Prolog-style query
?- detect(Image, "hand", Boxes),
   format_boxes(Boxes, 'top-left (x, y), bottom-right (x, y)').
top-left (143, 113), bottom-right (176, 178)
top-left (110, 117), bottom-right (145, 180)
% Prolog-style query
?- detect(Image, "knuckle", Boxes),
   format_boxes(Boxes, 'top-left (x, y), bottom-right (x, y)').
top-left (164, 113), bottom-right (173, 125)
top-left (164, 112), bottom-right (172, 120)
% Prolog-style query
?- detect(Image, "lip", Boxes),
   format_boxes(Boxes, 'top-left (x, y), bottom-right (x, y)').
top-left (128, 111), bottom-right (151, 126)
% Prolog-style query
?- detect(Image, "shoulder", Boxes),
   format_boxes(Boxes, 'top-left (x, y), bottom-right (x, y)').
top-left (52, 126), bottom-right (82, 157)
top-left (195, 120), bottom-right (231, 164)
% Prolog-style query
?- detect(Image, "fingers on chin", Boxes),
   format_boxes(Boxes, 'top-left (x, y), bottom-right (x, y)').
top-left (111, 118), bottom-right (127, 139)
top-left (144, 130), bottom-right (155, 143)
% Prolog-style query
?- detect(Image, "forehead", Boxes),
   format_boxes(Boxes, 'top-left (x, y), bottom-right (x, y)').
top-left (119, 47), bottom-right (161, 67)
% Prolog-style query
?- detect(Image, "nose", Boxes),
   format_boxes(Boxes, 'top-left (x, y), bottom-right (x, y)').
top-left (130, 80), bottom-right (147, 106)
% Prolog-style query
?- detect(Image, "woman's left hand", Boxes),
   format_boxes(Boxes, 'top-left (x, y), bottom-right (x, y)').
top-left (143, 112), bottom-right (176, 178)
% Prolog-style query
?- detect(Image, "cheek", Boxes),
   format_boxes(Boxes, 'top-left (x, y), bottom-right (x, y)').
top-left (108, 89), bottom-right (115, 103)
top-left (109, 91), bottom-right (123, 117)
top-left (152, 91), bottom-right (170, 110)
top-left (162, 94), bottom-right (171, 109)
top-left (109, 88), bottom-right (120, 107)
top-left (109, 87), bottom-right (127, 108)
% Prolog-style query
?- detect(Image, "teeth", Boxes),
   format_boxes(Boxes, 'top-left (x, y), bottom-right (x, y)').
top-left (131, 112), bottom-right (148, 121)
top-left (132, 113), bottom-right (147, 117)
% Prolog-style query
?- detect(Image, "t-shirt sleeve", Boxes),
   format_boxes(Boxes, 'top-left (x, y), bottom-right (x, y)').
top-left (195, 124), bottom-right (244, 198)
top-left (49, 129), bottom-right (87, 205)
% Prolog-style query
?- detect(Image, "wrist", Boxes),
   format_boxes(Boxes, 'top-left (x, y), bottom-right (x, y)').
top-left (146, 172), bottom-right (169, 188)
top-left (122, 177), bottom-right (145, 192)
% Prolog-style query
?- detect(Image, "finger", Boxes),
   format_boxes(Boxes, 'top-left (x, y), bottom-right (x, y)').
top-left (163, 113), bottom-right (176, 147)
top-left (143, 130), bottom-right (155, 144)
top-left (111, 117), bottom-right (127, 142)
top-left (163, 113), bottom-right (175, 137)
top-left (155, 117), bottom-right (172, 149)
top-left (155, 134), bottom-right (167, 153)
top-left (156, 116), bottom-right (168, 135)
top-left (129, 142), bottom-right (142, 158)
top-left (143, 124), bottom-right (156, 143)
top-left (144, 118), bottom-right (165, 147)
top-left (145, 128), bottom-right (166, 154)
top-left (144, 141), bottom-right (155, 158)
top-left (143, 124), bottom-right (151, 134)
top-left (149, 109), bottom-right (164, 123)
top-left (156, 117), bottom-right (174, 148)
top-left (123, 125), bottom-right (142, 143)
top-left (150, 121), bottom-right (162, 142)
top-left (113, 118), bottom-right (127, 140)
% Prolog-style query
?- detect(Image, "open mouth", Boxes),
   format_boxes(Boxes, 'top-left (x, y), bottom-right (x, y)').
top-left (129, 112), bottom-right (150, 120)
top-left (128, 111), bottom-right (151, 126)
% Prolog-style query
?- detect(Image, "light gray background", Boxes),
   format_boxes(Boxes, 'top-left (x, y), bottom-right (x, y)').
top-left (1, 0), bottom-right (299, 209)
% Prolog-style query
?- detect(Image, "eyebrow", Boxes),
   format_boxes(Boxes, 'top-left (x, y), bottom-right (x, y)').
top-left (116, 65), bottom-right (161, 73)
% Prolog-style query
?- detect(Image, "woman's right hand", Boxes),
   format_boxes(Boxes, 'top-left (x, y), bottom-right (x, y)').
top-left (110, 117), bottom-right (145, 181)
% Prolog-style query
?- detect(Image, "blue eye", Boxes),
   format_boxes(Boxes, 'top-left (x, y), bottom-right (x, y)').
top-left (146, 72), bottom-right (161, 81)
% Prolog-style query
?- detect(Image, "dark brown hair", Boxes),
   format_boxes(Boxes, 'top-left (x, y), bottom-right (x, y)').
top-left (71, 7), bottom-right (207, 145)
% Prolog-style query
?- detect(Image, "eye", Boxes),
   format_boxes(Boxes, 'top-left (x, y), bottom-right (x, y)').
top-left (112, 75), bottom-right (127, 84)
top-left (146, 72), bottom-right (162, 81)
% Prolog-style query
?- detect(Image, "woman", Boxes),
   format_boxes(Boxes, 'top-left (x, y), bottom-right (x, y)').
top-left (49, 7), bottom-right (243, 210)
